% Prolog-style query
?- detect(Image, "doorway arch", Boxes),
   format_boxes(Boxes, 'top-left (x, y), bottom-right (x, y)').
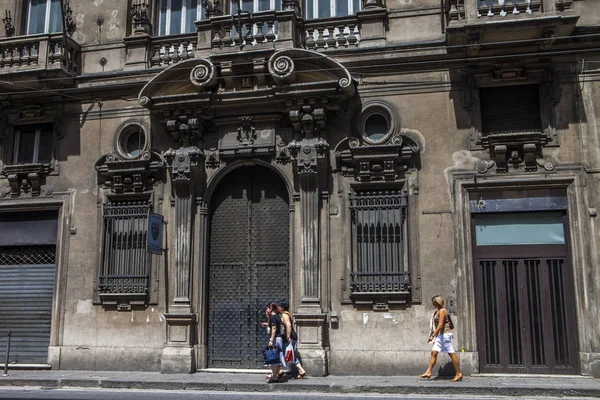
top-left (206, 164), bottom-right (290, 368)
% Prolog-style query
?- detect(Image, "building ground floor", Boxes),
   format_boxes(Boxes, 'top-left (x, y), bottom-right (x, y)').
top-left (0, 165), bottom-right (598, 377)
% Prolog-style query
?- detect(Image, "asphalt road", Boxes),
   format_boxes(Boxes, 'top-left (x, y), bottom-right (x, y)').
top-left (0, 388), bottom-right (593, 400)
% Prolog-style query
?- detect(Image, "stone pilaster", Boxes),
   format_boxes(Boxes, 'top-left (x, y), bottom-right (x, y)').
top-left (161, 116), bottom-right (204, 374)
top-left (287, 108), bottom-right (330, 376)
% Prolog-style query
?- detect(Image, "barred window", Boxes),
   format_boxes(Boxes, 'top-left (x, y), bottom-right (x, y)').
top-left (349, 189), bottom-right (411, 294)
top-left (99, 200), bottom-right (151, 294)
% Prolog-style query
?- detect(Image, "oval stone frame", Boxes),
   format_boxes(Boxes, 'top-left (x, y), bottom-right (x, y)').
top-left (357, 100), bottom-right (401, 145)
top-left (114, 120), bottom-right (150, 160)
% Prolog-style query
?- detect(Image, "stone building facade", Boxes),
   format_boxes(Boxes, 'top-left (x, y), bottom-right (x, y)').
top-left (0, 0), bottom-right (598, 377)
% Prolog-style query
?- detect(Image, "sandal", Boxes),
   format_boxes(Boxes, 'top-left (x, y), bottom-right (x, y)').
top-left (265, 371), bottom-right (285, 380)
top-left (295, 372), bottom-right (307, 379)
top-left (266, 377), bottom-right (279, 383)
top-left (451, 373), bottom-right (463, 382)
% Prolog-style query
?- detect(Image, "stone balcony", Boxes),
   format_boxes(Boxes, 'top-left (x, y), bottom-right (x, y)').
top-left (125, 6), bottom-right (387, 69)
top-left (0, 33), bottom-right (81, 89)
top-left (445, 0), bottom-right (579, 50)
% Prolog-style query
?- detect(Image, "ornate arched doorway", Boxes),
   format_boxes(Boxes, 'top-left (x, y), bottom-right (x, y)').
top-left (207, 165), bottom-right (290, 368)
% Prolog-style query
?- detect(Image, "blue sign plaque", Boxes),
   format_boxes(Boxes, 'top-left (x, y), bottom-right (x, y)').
top-left (147, 213), bottom-right (163, 255)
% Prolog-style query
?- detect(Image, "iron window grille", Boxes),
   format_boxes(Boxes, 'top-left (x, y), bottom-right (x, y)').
top-left (349, 189), bottom-right (411, 294)
top-left (99, 200), bottom-right (151, 294)
top-left (0, 246), bottom-right (56, 265)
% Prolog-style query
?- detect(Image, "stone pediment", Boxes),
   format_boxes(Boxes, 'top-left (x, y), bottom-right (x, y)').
top-left (138, 49), bottom-right (355, 114)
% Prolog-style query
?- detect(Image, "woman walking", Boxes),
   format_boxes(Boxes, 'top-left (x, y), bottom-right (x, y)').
top-left (264, 302), bottom-right (285, 383)
top-left (277, 299), bottom-right (307, 379)
top-left (419, 295), bottom-right (462, 382)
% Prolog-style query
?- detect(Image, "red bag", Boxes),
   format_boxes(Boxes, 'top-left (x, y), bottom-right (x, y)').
top-left (284, 343), bottom-right (294, 362)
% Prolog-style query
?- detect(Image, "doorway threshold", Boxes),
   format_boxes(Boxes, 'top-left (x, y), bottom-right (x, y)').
top-left (199, 368), bottom-right (267, 374)
top-left (473, 373), bottom-right (589, 379)
top-left (1, 364), bottom-right (52, 370)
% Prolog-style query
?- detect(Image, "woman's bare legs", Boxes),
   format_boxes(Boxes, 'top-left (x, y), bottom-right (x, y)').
top-left (419, 350), bottom-right (438, 378)
top-left (267, 365), bottom-right (281, 382)
top-left (449, 353), bottom-right (462, 381)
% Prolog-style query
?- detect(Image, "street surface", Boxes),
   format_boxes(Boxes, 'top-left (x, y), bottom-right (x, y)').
top-left (0, 387), bottom-right (593, 400)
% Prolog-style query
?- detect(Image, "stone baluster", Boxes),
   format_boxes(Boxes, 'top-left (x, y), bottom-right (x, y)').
top-left (315, 27), bottom-right (326, 49)
top-left (159, 44), bottom-right (170, 65)
top-left (337, 23), bottom-right (347, 47)
top-left (347, 23), bottom-right (358, 46)
top-left (254, 19), bottom-right (265, 44)
top-left (21, 44), bottom-right (31, 65)
top-left (212, 23), bottom-right (223, 48)
top-left (180, 41), bottom-right (190, 60)
top-left (265, 20), bottom-right (276, 42)
top-left (12, 45), bottom-right (21, 66)
top-left (170, 43), bottom-right (181, 63)
top-left (222, 21), bottom-right (234, 47)
top-left (325, 25), bottom-right (337, 48)
top-left (150, 45), bottom-right (161, 66)
top-left (30, 43), bottom-right (39, 64)
top-left (6, 46), bottom-right (15, 67)
top-left (244, 20), bottom-right (254, 46)
top-left (305, 27), bottom-right (316, 49)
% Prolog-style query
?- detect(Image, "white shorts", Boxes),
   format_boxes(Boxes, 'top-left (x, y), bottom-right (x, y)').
top-left (431, 333), bottom-right (455, 353)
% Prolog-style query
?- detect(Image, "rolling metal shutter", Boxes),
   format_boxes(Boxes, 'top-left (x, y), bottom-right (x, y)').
top-left (0, 211), bottom-right (58, 365)
top-left (480, 85), bottom-right (542, 136)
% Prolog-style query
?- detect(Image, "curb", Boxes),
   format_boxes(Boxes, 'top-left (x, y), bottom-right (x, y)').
top-left (0, 378), bottom-right (599, 397)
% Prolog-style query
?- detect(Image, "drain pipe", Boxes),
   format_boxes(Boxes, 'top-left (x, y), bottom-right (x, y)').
top-left (3, 330), bottom-right (11, 376)
top-left (327, 177), bottom-right (332, 317)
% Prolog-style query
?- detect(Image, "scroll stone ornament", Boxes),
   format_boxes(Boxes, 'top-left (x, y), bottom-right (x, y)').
top-left (269, 55), bottom-right (295, 84)
top-left (190, 59), bottom-right (218, 90)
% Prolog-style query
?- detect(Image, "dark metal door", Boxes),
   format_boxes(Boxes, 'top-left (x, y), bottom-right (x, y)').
top-left (474, 246), bottom-right (579, 374)
top-left (208, 166), bottom-right (289, 368)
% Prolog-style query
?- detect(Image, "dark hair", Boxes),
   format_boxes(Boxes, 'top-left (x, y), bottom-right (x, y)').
top-left (266, 302), bottom-right (278, 312)
top-left (278, 299), bottom-right (289, 311)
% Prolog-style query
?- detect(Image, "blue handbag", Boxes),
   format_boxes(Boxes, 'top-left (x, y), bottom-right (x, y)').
top-left (263, 345), bottom-right (280, 364)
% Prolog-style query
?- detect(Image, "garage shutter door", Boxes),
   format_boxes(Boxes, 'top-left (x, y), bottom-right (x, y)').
top-left (0, 245), bottom-right (56, 364)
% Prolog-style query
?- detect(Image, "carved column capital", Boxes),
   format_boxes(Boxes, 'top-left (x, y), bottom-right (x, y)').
top-left (288, 137), bottom-right (329, 176)
top-left (164, 146), bottom-right (204, 184)
top-left (289, 107), bottom-right (326, 139)
top-left (166, 115), bottom-right (204, 147)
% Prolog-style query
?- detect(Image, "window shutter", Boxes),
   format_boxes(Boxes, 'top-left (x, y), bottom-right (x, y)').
top-left (480, 85), bottom-right (542, 136)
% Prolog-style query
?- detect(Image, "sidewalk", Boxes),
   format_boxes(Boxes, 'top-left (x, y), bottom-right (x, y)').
top-left (1, 370), bottom-right (599, 397)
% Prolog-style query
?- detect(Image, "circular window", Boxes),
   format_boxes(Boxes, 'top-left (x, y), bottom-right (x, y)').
top-left (364, 114), bottom-right (389, 142)
top-left (115, 121), bottom-right (149, 159)
top-left (124, 130), bottom-right (145, 157)
top-left (357, 101), bottom-right (400, 145)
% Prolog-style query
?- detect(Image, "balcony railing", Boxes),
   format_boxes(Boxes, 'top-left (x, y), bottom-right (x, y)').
top-left (446, 0), bottom-right (574, 26)
top-left (209, 11), bottom-right (279, 49)
top-left (196, 9), bottom-right (380, 55)
top-left (304, 16), bottom-right (360, 50)
top-left (0, 33), bottom-right (80, 75)
top-left (477, 0), bottom-right (541, 18)
top-left (150, 33), bottom-right (197, 67)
